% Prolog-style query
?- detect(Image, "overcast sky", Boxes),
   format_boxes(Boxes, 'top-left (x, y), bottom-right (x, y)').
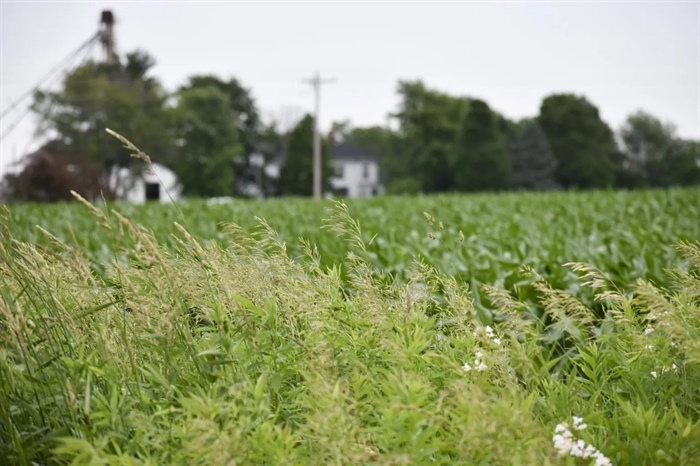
top-left (1, 1), bottom-right (698, 177)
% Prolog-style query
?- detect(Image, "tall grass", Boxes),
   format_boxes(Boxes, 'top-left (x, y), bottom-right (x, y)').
top-left (0, 132), bottom-right (698, 465)
top-left (1, 195), bottom-right (698, 465)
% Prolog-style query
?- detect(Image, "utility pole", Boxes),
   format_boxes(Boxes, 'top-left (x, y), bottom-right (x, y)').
top-left (303, 71), bottom-right (336, 199)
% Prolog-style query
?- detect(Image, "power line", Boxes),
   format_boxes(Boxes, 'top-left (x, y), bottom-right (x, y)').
top-left (303, 71), bottom-right (336, 200)
top-left (0, 34), bottom-right (100, 145)
top-left (0, 33), bottom-right (99, 122)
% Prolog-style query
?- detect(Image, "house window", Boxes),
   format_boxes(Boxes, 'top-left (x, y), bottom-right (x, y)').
top-left (145, 182), bottom-right (160, 201)
top-left (335, 163), bottom-right (344, 178)
top-left (362, 162), bottom-right (370, 179)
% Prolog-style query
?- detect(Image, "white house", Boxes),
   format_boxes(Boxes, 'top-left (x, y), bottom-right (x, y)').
top-left (109, 163), bottom-right (182, 204)
top-left (264, 142), bottom-right (384, 198)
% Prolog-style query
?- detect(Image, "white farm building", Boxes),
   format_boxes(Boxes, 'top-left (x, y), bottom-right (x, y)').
top-left (109, 163), bottom-right (182, 204)
top-left (264, 142), bottom-right (384, 198)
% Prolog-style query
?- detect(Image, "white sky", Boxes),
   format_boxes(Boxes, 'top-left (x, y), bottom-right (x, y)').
top-left (1, 1), bottom-right (699, 178)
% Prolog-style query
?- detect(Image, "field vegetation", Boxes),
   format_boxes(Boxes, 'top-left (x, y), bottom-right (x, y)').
top-left (1, 172), bottom-right (699, 464)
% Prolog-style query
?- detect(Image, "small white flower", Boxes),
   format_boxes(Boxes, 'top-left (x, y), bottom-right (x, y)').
top-left (572, 416), bottom-right (587, 430)
top-left (672, 363), bottom-right (679, 372)
top-left (645, 344), bottom-right (654, 350)
top-left (485, 325), bottom-right (495, 337)
top-left (651, 371), bottom-right (658, 378)
top-left (475, 360), bottom-right (488, 371)
top-left (475, 351), bottom-right (483, 359)
top-left (552, 434), bottom-right (568, 455)
top-left (463, 362), bottom-right (472, 372)
top-left (571, 439), bottom-right (587, 457)
top-left (552, 418), bottom-right (611, 465)
top-left (644, 326), bottom-right (654, 335)
top-left (492, 338), bottom-right (501, 345)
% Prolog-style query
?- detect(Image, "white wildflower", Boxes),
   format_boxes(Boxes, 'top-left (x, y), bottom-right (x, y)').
top-left (552, 417), bottom-right (611, 466)
top-left (644, 326), bottom-right (654, 335)
top-left (645, 344), bottom-right (654, 350)
top-left (651, 371), bottom-right (658, 378)
top-left (571, 439), bottom-right (587, 457)
top-left (573, 416), bottom-right (587, 430)
top-left (492, 338), bottom-right (501, 345)
top-left (485, 325), bottom-right (495, 337)
top-left (464, 352), bottom-right (488, 373)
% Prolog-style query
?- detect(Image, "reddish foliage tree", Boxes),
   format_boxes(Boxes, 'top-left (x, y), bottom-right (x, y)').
top-left (0, 147), bottom-right (115, 203)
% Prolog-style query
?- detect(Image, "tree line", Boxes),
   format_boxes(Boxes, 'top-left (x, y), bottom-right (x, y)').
top-left (2, 48), bottom-right (698, 202)
top-left (346, 81), bottom-right (700, 194)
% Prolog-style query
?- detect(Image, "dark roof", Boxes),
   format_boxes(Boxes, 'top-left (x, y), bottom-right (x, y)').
top-left (271, 142), bottom-right (379, 165)
top-left (332, 142), bottom-right (378, 162)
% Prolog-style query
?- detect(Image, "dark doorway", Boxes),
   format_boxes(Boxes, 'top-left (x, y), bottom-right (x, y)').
top-left (145, 182), bottom-right (160, 201)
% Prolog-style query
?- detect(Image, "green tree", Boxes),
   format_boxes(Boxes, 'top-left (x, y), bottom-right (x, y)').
top-left (329, 120), bottom-right (352, 144)
top-left (671, 139), bottom-right (700, 186)
top-left (256, 121), bottom-right (287, 197)
top-left (619, 111), bottom-right (700, 188)
top-left (346, 126), bottom-right (393, 159)
top-left (537, 94), bottom-right (619, 189)
top-left (278, 114), bottom-right (332, 196)
top-left (392, 80), bottom-right (469, 192)
top-left (30, 51), bottom-right (175, 185)
top-left (180, 75), bottom-right (262, 196)
top-left (510, 119), bottom-right (558, 191)
top-left (453, 99), bottom-right (512, 192)
top-left (172, 84), bottom-right (241, 197)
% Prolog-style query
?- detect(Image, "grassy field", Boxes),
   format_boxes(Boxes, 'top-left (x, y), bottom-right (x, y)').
top-left (1, 187), bottom-right (699, 465)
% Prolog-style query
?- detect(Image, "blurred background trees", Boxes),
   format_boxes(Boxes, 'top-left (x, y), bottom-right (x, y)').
top-left (2, 54), bottom-right (699, 202)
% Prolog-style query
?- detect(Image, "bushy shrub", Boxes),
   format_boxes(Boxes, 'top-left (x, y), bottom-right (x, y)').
top-left (1, 148), bottom-right (112, 203)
